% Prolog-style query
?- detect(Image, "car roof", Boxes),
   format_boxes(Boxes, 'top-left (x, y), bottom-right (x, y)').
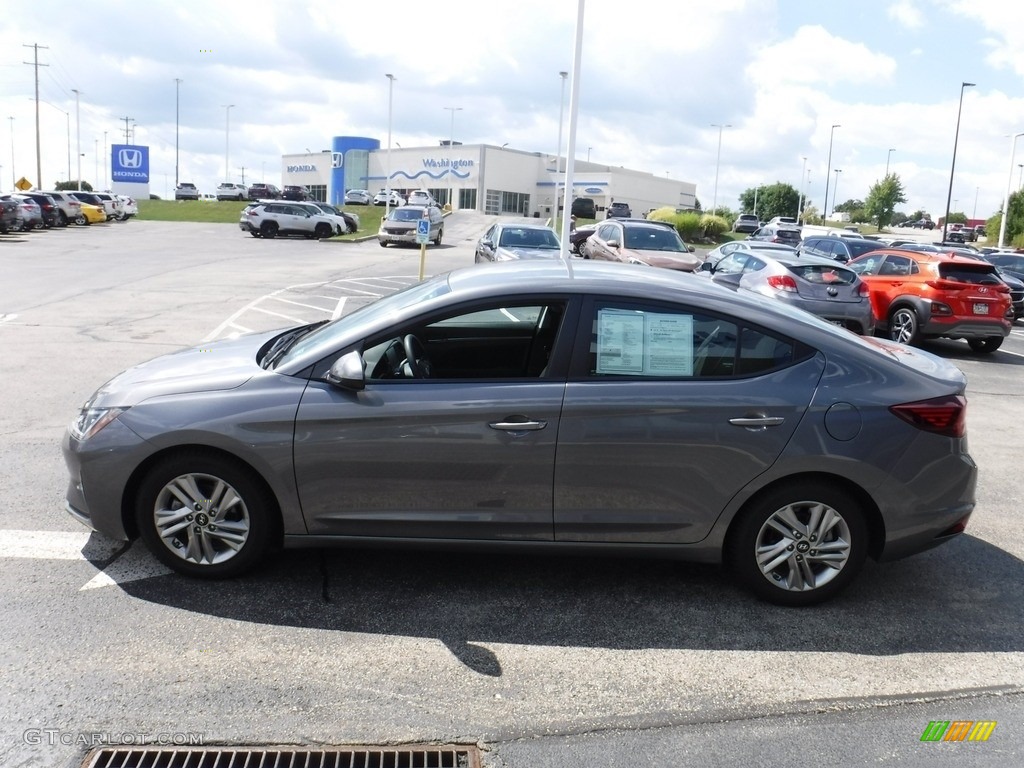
top-left (496, 222), bottom-right (557, 230)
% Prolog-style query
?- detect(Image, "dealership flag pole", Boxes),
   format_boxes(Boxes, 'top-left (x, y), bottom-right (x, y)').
top-left (559, 0), bottom-right (585, 262)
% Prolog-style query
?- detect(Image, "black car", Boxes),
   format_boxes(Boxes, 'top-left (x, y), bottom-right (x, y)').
top-left (570, 197), bottom-right (596, 219)
top-left (283, 185), bottom-right (310, 201)
top-left (248, 183), bottom-right (282, 201)
top-left (16, 192), bottom-right (61, 228)
top-left (0, 197), bottom-right (19, 234)
top-left (606, 201), bottom-right (632, 219)
top-left (798, 236), bottom-right (887, 264)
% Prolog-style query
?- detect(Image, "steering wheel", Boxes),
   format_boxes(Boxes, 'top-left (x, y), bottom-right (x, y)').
top-left (402, 334), bottom-right (433, 378)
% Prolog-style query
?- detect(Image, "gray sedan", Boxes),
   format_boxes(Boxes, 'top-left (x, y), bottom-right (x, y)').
top-left (475, 222), bottom-right (561, 262)
top-left (701, 250), bottom-right (875, 335)
top-left (63, 261), bottom-right (975, 606)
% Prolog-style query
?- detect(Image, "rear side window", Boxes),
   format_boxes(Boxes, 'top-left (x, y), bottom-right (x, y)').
top-left (586, 302), bottom-right (806, 379)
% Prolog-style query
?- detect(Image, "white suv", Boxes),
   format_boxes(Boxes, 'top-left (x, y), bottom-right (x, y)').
top-left (406, 190), bottom-right (436, 207)
top-left (217, 183), bottom-right (248, 201)
top-left (239, 202), bottom-right (339, 239)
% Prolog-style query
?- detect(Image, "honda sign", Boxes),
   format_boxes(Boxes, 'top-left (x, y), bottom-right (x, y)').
top-left (111, 144), bottom-right (150, 182)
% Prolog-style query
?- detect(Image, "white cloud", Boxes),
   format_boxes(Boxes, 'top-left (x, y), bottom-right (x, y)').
top-left (887, 1), bottom-right (925, 29)
top-left (746, 26), bottom-right (897, 88)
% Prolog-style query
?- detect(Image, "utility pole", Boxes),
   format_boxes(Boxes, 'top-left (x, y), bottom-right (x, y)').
top-left (238, 166), bottom-right (246, 185)
top-left (174, 78), bottom-right (182, 187)
top-left (23, 43), bottom-right (49, 189)
top-left (72, 91), bottom-right (82, 190)
top-left (120, 116), bottom-right (134, 144)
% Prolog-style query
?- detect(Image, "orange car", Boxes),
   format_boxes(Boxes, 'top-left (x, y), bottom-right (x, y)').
top-left (848, 249), bottom-right (1012, 353)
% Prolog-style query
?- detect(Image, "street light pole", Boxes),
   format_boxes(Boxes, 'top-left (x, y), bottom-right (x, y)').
top-left (823, 124), bottom-right (840, 223)
top-left (446, 105), bottom-right (466, 208)
top-left (222, 104), bottom-right (234, 182)
top-left (886, 148), bottom-right (895, 177)
top-left (832, 169), bottom-right (842, 218)
top-left (385, 74), bottom-right (396, 217)
top-left (174, 78), bottom-right (182, 188)
top-left (797, 155), bottom-right (807, 220)
top-left (710, 123), bottom-right (731, 216)
top-left (942, 81), bottom-right (975, 240)
top-left (7, 116), bottom-right (13, 188)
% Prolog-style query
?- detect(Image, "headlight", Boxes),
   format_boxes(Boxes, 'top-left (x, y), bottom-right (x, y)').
top-left (69, 407), bottom-right (127, 441)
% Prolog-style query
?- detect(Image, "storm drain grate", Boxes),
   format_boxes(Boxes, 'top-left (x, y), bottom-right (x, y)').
top-left (84, 745), bottom-right (480, 768)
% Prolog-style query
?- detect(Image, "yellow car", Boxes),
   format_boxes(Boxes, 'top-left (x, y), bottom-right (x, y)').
top-left (75, 203), bottom-right (106, 225)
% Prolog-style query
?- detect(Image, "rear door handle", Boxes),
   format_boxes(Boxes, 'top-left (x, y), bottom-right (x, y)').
top-left (489, 419), bottom-right (547, 432)
top-left (729, 416), bottom-right (785, 430)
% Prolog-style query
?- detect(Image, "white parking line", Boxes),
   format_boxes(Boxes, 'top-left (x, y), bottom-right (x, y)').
top-left (273, 297), bottom-right (335, 312)
top-left (79, 542), bottom-right (172, 591)
top-left (250, 305), bottom-right (306, 323)
top-left (0, 529), bottom-right (94, 559)
top-left (0, 313), bottom-right (19, 324)
top-left (332, 297), bottom-right (348, 320)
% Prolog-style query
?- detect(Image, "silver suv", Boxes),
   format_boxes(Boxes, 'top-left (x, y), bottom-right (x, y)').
top-left (255, 199), bottom-right (356, 234)
top-left (174, 183), bottom-right (199, 200)
top-left (378, 205), bottom-right (444, 247)
top-left (39, 191), bottom-right (83, 226)
top-left (239, 202), bottom-right (340, 239)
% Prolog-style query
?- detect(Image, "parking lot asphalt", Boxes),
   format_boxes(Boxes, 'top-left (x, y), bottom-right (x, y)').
top-left (1, 218), bottom-right (1023, 767)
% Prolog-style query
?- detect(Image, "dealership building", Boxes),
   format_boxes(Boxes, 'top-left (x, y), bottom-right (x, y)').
top-left (281, 136), bottom-right (697, 218)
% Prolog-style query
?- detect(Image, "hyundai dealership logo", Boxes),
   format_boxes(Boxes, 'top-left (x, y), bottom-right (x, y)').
top-left (118, 149), bottom-right (142, 168)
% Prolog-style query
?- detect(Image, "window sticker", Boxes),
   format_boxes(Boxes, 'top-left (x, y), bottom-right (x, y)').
top-left (596, 309), bottom-right (694, 375)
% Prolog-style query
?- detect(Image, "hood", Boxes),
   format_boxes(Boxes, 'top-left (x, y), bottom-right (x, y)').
top-left (85, 330), bottom-right (281, 409)
top-left (627, 248), bottom-right (703, 271)
top-left (495, 246), bottom-right (562, 261)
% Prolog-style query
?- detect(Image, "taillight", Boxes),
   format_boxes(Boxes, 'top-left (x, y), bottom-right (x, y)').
top-left (857, 282), bottom-right (870, 298)
top-left (767, 275), bottom-right (799, 292)
top-left (890, 394), bottom-right (966, 437)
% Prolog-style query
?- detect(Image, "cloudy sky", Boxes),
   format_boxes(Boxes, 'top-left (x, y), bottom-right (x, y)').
top-left (2, 0), bottom-right (1024, 219)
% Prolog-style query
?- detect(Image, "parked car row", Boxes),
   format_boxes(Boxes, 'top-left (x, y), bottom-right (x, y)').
top-left (239, 199), bottom-right (359, 239)
top-left (0, 190), bottom-right (137, 234)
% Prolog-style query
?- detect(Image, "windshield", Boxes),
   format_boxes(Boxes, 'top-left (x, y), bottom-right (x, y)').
top-left (390, 208), bottom-right (427, 221)
top-left (277, 274), bottom-right (452, 365)
top-left (623, 227), bottom-right (685, 252)
top-left (498, 228), bottom-right (559, 249)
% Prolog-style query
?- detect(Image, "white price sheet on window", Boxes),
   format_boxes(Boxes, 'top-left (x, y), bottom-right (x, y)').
top-left (596, 309), bottom-right (694, 375)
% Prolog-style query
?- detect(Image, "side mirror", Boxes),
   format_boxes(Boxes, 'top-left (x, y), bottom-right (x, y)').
top-left (325, 351), bottom-right (366, 391)
top-left (688, 245), bottom-right (695, 253)
top-left (699, 261), bottom-right (714, 272)
top-left (607, 239), bottom-right (621, 249)
top-left (481, 238), bottom-right (494, 249)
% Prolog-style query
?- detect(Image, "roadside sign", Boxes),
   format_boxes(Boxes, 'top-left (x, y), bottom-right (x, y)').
top-left (15, 177), bottom-right (33, 191)
top-left (415, 218), bottom-right (430, 245)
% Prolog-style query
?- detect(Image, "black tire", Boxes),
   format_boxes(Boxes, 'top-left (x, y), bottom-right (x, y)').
top-left (433, 228), bottom-right (443, 246)
top-left (378, 240), bottom-right (388, 248)
top-left (314, 222), bottom-right (332, 239)
top-left (887, 306), bottom-right (920, 346)
top-left (135, 452), bottom-right (275, 578)
top-left (58, 211), bottom-right (68, 226)
top-left (727, 481), bottom-right (868, 606)
top-left (968, 336), bottom-right (1003, 354)
top-left (75, 214), bottom-right (88, 226)
top-left (260, 221), bottom-right (278, 239)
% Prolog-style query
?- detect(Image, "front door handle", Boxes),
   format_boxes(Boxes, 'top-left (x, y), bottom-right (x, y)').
top-left (729, 416), bottom-right (785, 430)
top-left (489, 419), bottom-right (547, 432)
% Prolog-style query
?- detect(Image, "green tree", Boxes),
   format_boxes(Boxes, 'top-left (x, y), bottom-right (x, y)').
top-left (833, 199), bottom-right (864, 213)
top-left (864, 173), bottom-right (908, 230)
top-left (737, 182), bottom-right (800, 221)
top-left (990, 190), bottom-right (1024, 245)
top-left (54, 180), bottom-right (92, 191)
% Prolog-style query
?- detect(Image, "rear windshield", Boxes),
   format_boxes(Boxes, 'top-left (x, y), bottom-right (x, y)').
top-left (777, 230), bottom-right (801, 240)
top-left (847, 241), bottom-right (884, 258)
top-left (787, 264), bottom-right (857, 285)
top-left (938, 263), bottom-right (1001, 283)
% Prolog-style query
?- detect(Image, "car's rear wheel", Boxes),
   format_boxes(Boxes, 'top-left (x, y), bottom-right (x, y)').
top-left (260, 221), bottom-right (278, 239)
top-left (74, 214), bottom-right (87, 226)
top-left (58, 211), bottom-right (68, 226)
top-left (888, 307), bottom-right (920, 346)
top-left (135, 452), bottom-right (274, 578)
top-left (314, 223), bottom-right (332, 239)
top-left (968, 336), bottom-right (1003, 354)
top-left (728, 482), bottom-right (868, 606)
top-left (433, 228), bottom-right (443, 246)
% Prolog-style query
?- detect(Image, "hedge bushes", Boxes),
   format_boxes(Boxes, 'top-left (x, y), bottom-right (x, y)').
top-left (646, 207), bottom-right (728, 242)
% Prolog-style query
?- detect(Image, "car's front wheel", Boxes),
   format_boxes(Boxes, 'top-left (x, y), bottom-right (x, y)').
top-left (433, 228), bottom-right (443, 246)
top-left (888, 306), bottom-right (921, 346)
top-left (728, 481), bottom-right (868, 606)
top-left (135, 452), bottom-right (274, 578)
top-left (968, 336), bottom-right (1003, 354)
top-left (314, 223), bottom-right (333, 239)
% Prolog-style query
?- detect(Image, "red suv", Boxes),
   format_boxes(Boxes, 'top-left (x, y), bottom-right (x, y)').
top-left (848, 249), bottom-right (1012, 353)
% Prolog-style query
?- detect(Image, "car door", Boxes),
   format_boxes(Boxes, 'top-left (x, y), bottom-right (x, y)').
top-left (589, 223), bottom-right (624, 262)
top-left (553, 297), bottom-right (822, 544)
top-left (292, 297), bottom-right (576, 541)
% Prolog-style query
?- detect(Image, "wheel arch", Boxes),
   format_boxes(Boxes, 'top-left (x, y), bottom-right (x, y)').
top-left (882, 294), bottom-right (933, 328)
top-left (723, 471), bottom-right (886, 562)
top-left (120, 444), bottom-right (284, 549)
